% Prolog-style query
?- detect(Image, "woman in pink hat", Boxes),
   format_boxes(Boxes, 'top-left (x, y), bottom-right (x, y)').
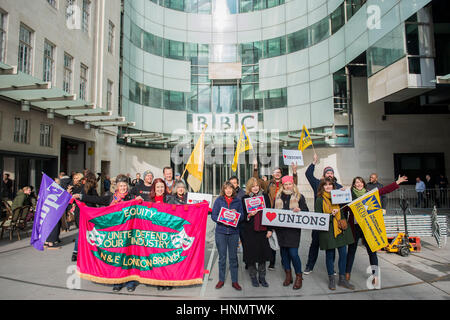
top-left (271, 175), bottom-right (309, 290)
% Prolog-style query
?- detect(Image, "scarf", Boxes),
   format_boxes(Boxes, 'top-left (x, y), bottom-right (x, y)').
top-left (352, 187), bottom-right (366, 199)
top-left (274, 190), bottom-right (300, 211)
top-left (322, 191), bottom-right (342, 238)
top-left (110, 191), bottom-right (128, 205)
top-left (248, 191), bottom-right (266, 232)
top-left (224, 195), bottom-right (233, 207)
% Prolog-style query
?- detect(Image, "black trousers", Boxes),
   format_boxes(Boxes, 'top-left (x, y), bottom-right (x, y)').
top-left (47, 220), bottom-right (61, 243)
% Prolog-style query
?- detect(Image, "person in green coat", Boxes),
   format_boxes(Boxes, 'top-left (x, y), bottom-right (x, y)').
top-left (315, 177), bottom-right (354, 291)
top-left (11, 186), bottom-right (32, 212)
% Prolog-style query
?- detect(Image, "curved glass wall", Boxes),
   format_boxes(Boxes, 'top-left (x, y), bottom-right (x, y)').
top-left (148, 0), bottom-right (285, 14)
top-left (128, 1), bottom-right (347, 62)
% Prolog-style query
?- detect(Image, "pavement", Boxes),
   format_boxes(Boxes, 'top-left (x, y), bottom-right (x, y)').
top-left (0, 219), bottom-right (449, 301)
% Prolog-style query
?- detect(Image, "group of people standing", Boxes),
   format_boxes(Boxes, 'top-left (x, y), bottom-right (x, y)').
top-left (211, 154), bottom-right (407, 292)
top-left (58, 166), bottom-right (188, 292)
top-left (52, 154), bottom-right (408, 293)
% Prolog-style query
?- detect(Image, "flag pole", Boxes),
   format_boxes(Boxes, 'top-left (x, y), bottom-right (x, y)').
top-left (182, 124), bottom-right (207, 183)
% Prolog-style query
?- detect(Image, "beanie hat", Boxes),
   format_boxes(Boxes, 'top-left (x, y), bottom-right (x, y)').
top-left (281, 176), bottom-right (294, 184)
top-left (323, 166), bottom-right (334, 176)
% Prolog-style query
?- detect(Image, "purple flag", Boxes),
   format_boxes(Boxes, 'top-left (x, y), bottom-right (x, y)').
top-left (30, 173), bottom-right (72, 251)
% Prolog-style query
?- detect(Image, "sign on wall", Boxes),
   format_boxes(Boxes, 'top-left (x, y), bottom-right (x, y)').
top-left (192, 113), bottom-right (258, 133)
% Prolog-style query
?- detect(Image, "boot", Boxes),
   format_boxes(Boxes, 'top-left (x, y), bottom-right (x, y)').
top-left (338, 274), bottom-right (355, 290)
top-left (283, 270), bottom-right (293, 286)
top-left (328, 275), bottom-right (336, 290)
top-left (293, 273), bottom-right (303, 290)
top-left (250, 276), bottom-right (259, 287)
top-left (258, 275), bottom-right (269, 287)
top-left (345, 273), bottom-right (351, 281)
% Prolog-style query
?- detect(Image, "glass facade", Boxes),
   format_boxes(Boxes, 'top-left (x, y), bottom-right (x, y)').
top-left (147, 0), bottom-right (285, 14)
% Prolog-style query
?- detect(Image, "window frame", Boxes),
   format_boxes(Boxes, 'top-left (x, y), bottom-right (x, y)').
top-left (18, 23), bottom-right (33, 75)
top-left (63, 52), bottom-right (73, 93)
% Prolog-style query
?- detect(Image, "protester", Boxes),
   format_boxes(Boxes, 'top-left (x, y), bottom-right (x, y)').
top-left (174, 172), bottom-right (186, 185)
top-left (149, 178), bottom-right (169, 204)
top-left (415, 177), bottom-right (426, 208)
top-left (345, 175), bottom-right (408, 285)
top-left (166, 181), bottom-right (188, 205)
top-left (272, 176), bottom-right (308, 290)
top-left (130, 170), bottom-right (153, 201)
top-left (163, 167), bottom-right (175, 194)
top-left (148, 177), bottom-right (172, 290)
top-left (253, 160), bottom-right (298, 270)
top-left (73, 174), bottom-right (138, 293)
top-left (103, 175), bottom-right (111, 194)
top-left (241, 177), bottom-right (272, 288)
top-left (304, 153), bottom-right (343, 275)
top-left (70, 171), bottom-right (99, 262)
top-left (59, 172), bottom-right (72, 190)
top-left (132, 173), bottom-right (144, 187)
top-left (366, 173), bottom-right (386, 208)
top-left (211, 181), bottom-right (244, 291)
top-left (316, 177), bottom-right (354, 290)
top-left (228, 176), bottom-right (245, 200)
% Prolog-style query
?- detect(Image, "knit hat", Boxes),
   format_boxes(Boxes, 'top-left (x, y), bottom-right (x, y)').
top-left (281, 176), bottom-right (294, 184)
top-left (323, 166), bottom-right (334, 176)
top-left (143, 170), bottom-right (154, 179)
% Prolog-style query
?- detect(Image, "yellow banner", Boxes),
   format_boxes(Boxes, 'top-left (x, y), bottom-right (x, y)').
top-left (348, 188), bottom-right (388, 252)
top-left (185, 125), bottom-right (206, 192)
top-left (298, 125), bottom-right (312, 151)
top-left (232, 125), bottom-right (253, 172)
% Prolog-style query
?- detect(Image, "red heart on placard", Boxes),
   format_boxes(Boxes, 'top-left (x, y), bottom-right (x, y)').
top-left (266, 211), bottom-right (277, 222)
top-left (283, 155), bottom-right (287, 158)
top-left (188, 200), bottom-right (193, 203)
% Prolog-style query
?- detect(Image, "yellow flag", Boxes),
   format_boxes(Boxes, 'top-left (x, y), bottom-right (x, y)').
top-left (298, 125), bottom-right (313, 151)
top-left (348, 188), bottom-right (388, 252)
top-left (231, 125), bottom-right (253, 172)
top-left (185, 125), bottom-right (206, 192)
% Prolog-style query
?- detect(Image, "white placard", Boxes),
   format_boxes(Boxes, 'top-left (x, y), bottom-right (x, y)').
top-left (331, 189), bottom-right (352, 204)
top-left (261, 208), bottom-right (329, 231)
top-left (282, 149), bottom-right (304, 166)
top-left (187, 192), bottom-right (213, 208)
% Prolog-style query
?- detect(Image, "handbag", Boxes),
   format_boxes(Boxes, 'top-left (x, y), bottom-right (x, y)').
top-left (66, 204), bottom-right (75, 223)
top-left (335, 217), bottom-right (348, 231)
top-left (268, 230), bottom-right (280, 251)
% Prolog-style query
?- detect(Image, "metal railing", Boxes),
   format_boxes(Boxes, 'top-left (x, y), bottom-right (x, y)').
top-left (385, 188), bottom-right (450, 210)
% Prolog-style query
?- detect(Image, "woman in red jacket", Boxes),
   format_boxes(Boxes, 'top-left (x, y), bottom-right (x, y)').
top-left (345, 175), bottom-right (408, 285)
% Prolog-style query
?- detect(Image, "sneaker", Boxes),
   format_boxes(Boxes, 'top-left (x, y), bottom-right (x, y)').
top-left (250, 277), bottom-right (259, 287)
top-left (268, 265), bottom-right (275, 271)
top-left (113, 285), bottom-right (122, 292)
top-left (71, 252), bottom-right (77, 262)
top-left (127, 286), bottom-right (136, 292)
top-left (303, 267), bottom-right (312, 275)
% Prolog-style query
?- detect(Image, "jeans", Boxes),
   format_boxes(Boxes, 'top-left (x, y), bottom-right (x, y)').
top-left (73, 233), bottom-right (78, 253)
top-left (325, 246), bottom-right (347, 276)
top-left (280, 247), bottom-right (302, 274)
top-left (215, 232), bottom-right (240, 283)
top-left (305, 230), bottom-right (320, 270)
top-left (114, 281), bottom-right (138, 290)
top-left (416, 192), bottom-right (424, 208)
top-left (346, 224), bottom-right (378, 274)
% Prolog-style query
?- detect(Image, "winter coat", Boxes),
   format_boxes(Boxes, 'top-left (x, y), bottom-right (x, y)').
top-left (241, 193), bottom-right (273, 264)
top-left (273, 191), bottom-right (309, 248)
top-left (305, 163), bottom-right (343, 200)
top-left (253, 168), bottom-right (298, 208)
top-left (211, 196), bottom-right (244, 235)
top-left (316, 197), bottom-right (354, 250)
top-left (166, 194), bottom-right (188, 205)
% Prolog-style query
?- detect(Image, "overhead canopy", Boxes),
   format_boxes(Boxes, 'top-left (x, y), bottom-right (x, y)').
top-left (0, 62), bottom-right (133, 128)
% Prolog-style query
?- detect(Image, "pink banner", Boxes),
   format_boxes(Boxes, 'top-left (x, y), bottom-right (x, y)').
top-left (76, 199), bottom-right (209, 286)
